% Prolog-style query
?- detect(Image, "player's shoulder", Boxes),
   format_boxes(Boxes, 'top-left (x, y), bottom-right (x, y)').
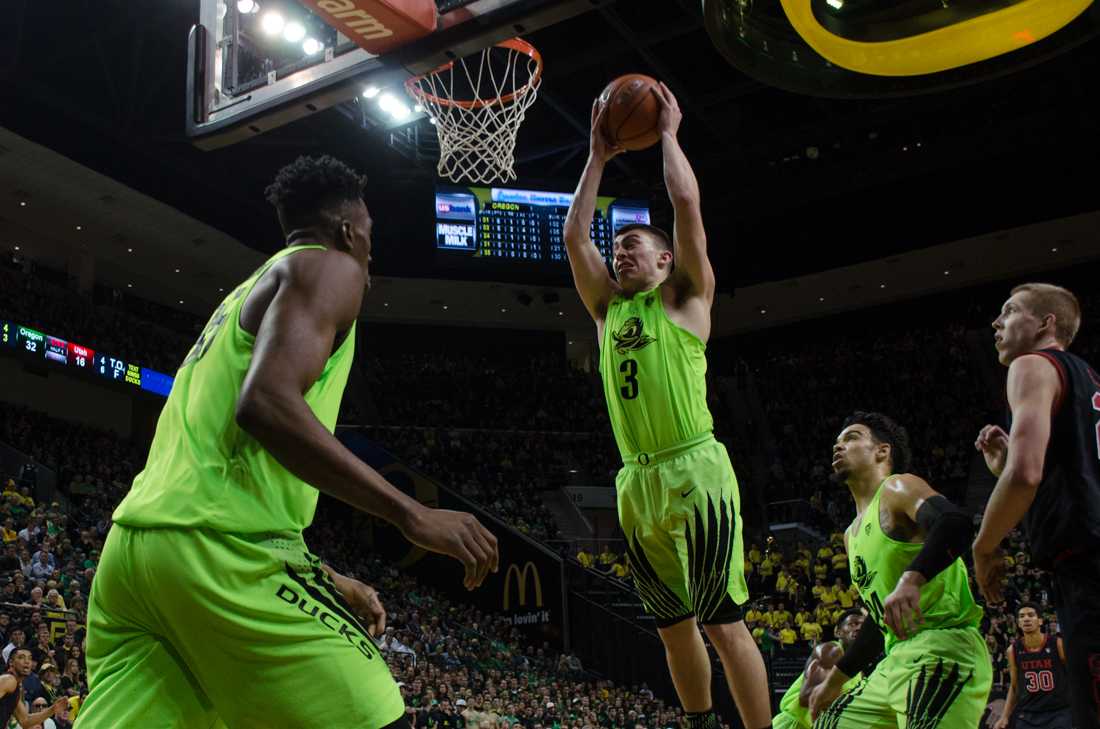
top-left (0, 673), bottom-right (16, 694)
top-left (1007, 351), bottom-right (1065, 381)
top-left (278, 246), bottom-right (364, 288)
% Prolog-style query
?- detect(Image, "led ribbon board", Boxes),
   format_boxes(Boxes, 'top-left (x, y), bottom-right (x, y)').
top-left (779, 0), bottom-right (1094, 76)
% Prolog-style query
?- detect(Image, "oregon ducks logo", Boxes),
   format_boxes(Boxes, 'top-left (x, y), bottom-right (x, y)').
top-left (852, 555), bottom-right (877, 592)
top-left (612, 316), bottom-right (656, 354)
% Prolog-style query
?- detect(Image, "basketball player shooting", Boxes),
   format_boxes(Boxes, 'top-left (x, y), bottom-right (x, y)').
top-left (74, 156), bottom-right (498, 729)
top-left (972, 283), bottom-right (1100, 729)
top-left (563, 82), bottom-right (771, 729)
top-left (995, 602), bottom-right (1072, 729)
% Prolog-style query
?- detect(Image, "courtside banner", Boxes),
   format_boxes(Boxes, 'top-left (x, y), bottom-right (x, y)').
top-left (339, 429), bottom-right (567, 645)
top-left (297, 0), bottom-right (437, 55)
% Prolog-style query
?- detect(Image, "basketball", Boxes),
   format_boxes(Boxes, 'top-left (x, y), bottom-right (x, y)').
top-left (599, 73), bottom-right (662, 151)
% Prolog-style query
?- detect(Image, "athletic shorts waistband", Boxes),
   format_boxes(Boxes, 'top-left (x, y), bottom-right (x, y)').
top-left (622, 433), bottom-right (715, 468)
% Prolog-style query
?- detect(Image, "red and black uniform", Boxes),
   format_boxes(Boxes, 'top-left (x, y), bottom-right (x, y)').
top-left (1013, 348), bottom-right (1100, 728)
top-left (1013, 635), bottom-right (1072, 729)
top-left (0, 681), bottom-right (21, 727)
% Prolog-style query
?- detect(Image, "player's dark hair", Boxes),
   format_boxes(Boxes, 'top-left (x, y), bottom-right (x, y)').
top-left (264, 155), bottom-right (367, 236)
top-left (1017, 601), bottom-right (1043, 618)
top-left (842, 411), bottom-right (912, 474)
top-left (837, 608), bottom-right (864, 631)
top-left (615, 223), bottom-right (672, 253)
top-left (7, 647), bottom-right (30, 666)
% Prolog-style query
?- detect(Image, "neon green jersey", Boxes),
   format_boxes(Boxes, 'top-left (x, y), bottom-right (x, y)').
top-left (775, 648), bottom-right (861, 729)
top-left (113, 245), bottom-right (356, 533)
top-left (598, 285), bottom-right (712, 459)
top-left (847, 479), bottom-right (983, 654)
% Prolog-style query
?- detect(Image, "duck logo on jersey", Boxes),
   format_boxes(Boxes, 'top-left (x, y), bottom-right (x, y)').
top-left (612, 317), bottom-right (656, 354)
top-left (852, 555), bottom-right (877, 592)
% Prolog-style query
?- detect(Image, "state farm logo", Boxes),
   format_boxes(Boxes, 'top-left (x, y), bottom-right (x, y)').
top-left (313, 0), bottom-right (394, 41)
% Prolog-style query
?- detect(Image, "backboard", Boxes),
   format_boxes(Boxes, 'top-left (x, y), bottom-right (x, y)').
top-left (187, 0), bottom-right (602, 149)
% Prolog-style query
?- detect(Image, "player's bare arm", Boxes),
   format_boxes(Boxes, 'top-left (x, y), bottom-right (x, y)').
top-left (563, 101), bottom-right (622, 323)
top-left (879, 474), bottom-right (973, 639)
top-left (994, 644), bottom-right (1018, 729)
top-left (237, 248), bottom-right (498, 590)
top-left (972, 354), bottom-right (1060, 603)
top-left (12, 694), bottom-right (66, 728)
top-left (653, 83), bottom-right (715, 318)
top-left (799, 641), bottom-right (843, 707)
top-left (0, 675), bottom-right (15, 699)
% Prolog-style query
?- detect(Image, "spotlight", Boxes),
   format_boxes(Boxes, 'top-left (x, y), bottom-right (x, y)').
top-left (302, 38), bottom-right (323, 55)
top-left (261, 11), bottom-right (285, 36)
top-left (362, 85), bottom-right (381, 98)
top-left (413, 103), bottom-right (424, 113)
top-left (237, 0), bottom-right (256, 13)
top-left (391, 103), bottom-right (411, 120)
top-left (284, 21), bottom-right (306, 43)
top-left (378, 92), bottom-right (398, 113)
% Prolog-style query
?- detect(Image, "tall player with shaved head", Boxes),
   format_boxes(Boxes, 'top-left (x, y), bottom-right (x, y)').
top-left (563, 84), bottom-right (770, 729)
top-left (973, 282), bottom-right (1100, 729)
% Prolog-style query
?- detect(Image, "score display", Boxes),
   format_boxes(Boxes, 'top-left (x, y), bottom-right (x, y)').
top-left (0, 317), bottom-right (173, 398)
top-left (435, 185), bottom-right (650, 264)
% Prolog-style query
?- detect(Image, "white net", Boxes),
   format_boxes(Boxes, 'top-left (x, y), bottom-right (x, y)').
top-left (406, 40), bottom-right (542, 184)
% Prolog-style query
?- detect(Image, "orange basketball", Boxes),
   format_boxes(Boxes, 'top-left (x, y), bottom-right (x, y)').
top-left (599, 74), bottom-right (662, 152)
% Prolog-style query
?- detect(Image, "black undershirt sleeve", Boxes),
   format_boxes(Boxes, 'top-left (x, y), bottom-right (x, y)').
top-left (906, 495), bottom-right (974, 580)
top-left (835, 620), bottom-right (884, 678)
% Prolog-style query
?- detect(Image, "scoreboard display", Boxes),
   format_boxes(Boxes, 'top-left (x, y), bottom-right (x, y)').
top-left (0, 317), bottom-right (173, 398)
top-left (435, 185), bottom-right (650, 264)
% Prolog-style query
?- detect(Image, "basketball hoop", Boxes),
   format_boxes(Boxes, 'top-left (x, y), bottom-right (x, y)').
top-left (406, 38), bottom-right (543, 184)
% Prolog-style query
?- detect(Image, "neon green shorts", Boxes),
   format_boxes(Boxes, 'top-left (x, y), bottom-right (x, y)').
top-left (773, 711), bottom-right (805, 729)
top-left (75, 525), bottom-right (404, 729)
top-left (813, 627), bottom-right (992, 729)
top-left (616, 435), bottom-right (748, 626)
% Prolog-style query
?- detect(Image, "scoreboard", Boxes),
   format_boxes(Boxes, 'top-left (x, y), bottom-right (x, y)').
top-left (0, 318), bottom-right (173, 398)
top-left (435, 185), bottom-right (650, 264)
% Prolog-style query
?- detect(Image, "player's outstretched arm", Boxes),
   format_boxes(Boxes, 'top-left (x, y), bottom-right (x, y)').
top-left (564, 101), bottom-right (621, 322)
top-left (972, 354), bottom-right (1060, 601)
top-left (653, 83), bottom-right (714, 302)
top-left (237, 249), bottom-right (498, 590)
top-left (880, 474), bottom-right (973, 639)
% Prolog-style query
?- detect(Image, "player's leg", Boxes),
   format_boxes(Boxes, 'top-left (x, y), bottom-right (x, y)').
top-left (617, 465), bottom-right (708, 713)
top-left (703, 620), bottom-right (770, 728)
top-left (657, 616), bottom-right (714, 713)
top-left (886, 627), bottom-right (993, 729)
top-left (136, 528), bottom-right (405, 729)
top-left (671, 442), bottom-right (770, 728)
top-left (1053, 560), bottom-right (1100, 729)
top-left (75, 525), bottom-right (219, 729)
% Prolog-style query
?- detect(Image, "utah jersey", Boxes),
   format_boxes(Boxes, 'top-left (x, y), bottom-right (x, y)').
top-left (1015, 348), bottom-right (1100, 567)
top-left (1013, 635), bottom-right (1070, 714)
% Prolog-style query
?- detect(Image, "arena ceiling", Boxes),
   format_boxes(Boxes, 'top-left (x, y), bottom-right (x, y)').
top-left (0, 0), bottom-right (1098, 298)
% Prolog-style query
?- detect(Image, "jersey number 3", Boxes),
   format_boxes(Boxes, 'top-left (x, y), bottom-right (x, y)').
top-left (620, 359), bottom-right (639, 400)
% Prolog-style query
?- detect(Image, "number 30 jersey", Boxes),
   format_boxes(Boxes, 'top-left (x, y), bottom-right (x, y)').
top-left (599, 285), bottom-right (713, 461)
top-left (846, 479), bottom-right (984, 655)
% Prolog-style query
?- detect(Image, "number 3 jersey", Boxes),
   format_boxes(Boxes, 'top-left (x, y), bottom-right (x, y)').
top-left (113, 245), bottom-right (355, 534)
top-left (599, 285), bottom-right (713, 460)
top-left (846, 479), bottom-right (984, 654)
